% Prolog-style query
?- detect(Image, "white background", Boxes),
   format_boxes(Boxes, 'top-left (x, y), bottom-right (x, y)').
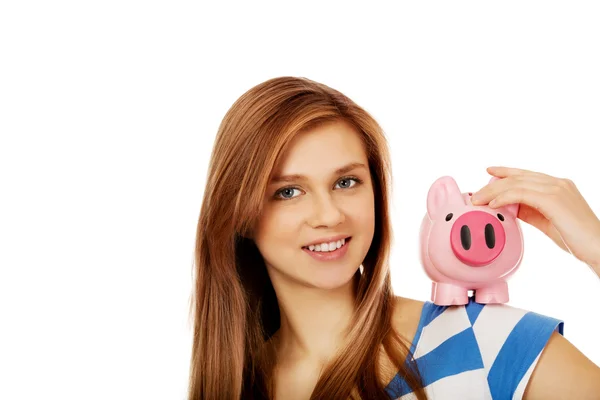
top-left (1, 1), bottom-right (599, 399)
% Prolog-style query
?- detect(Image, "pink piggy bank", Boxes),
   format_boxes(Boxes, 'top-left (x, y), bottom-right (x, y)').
top-left (419, 176), bottom-right (524, 306)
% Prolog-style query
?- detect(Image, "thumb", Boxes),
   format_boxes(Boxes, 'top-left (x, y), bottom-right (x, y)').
top-left (518, 204), bottom-right (569, 253)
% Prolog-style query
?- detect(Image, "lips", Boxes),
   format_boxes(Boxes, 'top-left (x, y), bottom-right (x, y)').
top-left (302, 237), bottom-right (352, 261)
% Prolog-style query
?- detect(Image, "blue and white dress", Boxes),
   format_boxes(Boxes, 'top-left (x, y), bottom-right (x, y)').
top-left (385, 296), bottom-right (564, 399)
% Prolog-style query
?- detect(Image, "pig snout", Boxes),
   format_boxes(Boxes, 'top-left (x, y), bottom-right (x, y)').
top-left (450, 210), bottom-right (506, 266)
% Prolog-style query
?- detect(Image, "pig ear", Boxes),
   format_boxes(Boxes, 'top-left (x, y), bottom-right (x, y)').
top-left (427, 176), bottom-right (463, 219)
top-left (503, 203), bottom-right (519, 218)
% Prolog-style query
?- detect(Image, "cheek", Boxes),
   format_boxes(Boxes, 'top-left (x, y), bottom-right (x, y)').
top-left (254, 207), bottom-right (304, 249)
top-left (252, 208), bottom-right (306, 273)
top-left (344, 192), bottom-right (376, 254)
top-left (350, 190), bottom-right (376, 226)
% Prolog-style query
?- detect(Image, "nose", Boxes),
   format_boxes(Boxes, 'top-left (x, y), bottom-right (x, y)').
top-left (450, 210), bottom-right (505, 266)
top-left (308, 195), bottom-right (345, 228)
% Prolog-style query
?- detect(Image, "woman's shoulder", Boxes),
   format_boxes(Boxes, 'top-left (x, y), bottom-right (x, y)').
top-left (396, 295), bottom-right (565, 354)
top-left (394, 295), bottom-right (564, 339)
top-left (391, 296), bottom-right (427, 345)
top-left (388, 295), bottom-right (565, 399)
top-left (421, 296), bottom-right (564, 339)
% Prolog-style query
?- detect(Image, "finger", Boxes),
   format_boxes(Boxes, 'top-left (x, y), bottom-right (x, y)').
top-left (518, 204), bottom-right (568, 251)
top-left (487, 187), bottom-right (558, 222)
top-left (472, 176), bottom-right (560, 205)
top-left (486, 166), bottom-right (556, 180)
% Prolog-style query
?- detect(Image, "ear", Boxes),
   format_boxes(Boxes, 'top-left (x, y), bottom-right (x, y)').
top-left (487, 176), bottom-right (519, 217)
top-left (427, 176), bottom-right (464, 219)
top-left (503, 202), bottom-right (520, 218)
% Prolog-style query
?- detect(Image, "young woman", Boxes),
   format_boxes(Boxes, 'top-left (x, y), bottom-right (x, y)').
top-left (188, 76), bottom-right (600, 399)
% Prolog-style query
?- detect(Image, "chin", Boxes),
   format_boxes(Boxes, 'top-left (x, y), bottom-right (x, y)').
top-left (302, 262), bottom-right (360, 291)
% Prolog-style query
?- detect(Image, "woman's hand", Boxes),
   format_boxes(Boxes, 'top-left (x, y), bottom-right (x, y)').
top-left (471, 166), bottom-right (600, 273)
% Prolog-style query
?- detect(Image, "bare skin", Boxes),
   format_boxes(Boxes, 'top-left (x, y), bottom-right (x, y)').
top-left (271, 296), bottom-right (425, 399)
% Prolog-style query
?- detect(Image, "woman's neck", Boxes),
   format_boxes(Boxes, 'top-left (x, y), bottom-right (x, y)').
top-left (272, 273), bottom-right (359, 367)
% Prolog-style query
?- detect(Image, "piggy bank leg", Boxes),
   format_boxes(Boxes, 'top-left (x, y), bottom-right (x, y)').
top-left (431, 282), bottom-right (469, 306)
top-left (475, 281), bottom-right (509, 304)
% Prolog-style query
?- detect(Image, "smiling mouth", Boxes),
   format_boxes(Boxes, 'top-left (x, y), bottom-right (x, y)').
top-left (302, 236), bottom-right (352, 252)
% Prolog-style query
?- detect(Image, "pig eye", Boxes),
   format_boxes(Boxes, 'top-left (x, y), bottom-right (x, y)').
top-left (497, 213), bottom-right (504, 221)
top-left (445, 213), bottom-right (453, 221)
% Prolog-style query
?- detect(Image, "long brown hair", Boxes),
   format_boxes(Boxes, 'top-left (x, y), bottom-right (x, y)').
top-left (188, 76), bottom-right (427, 399)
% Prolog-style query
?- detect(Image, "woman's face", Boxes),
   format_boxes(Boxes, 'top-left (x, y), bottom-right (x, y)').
top-left (253, 119), bottom-right (376, 290)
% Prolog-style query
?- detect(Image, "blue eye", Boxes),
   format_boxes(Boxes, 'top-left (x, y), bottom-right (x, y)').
top-left (337, 178), bottom-right (355, 189)
top-left (277, 187), bottom-right (300, 200)
top-left (273, 176), bottom-right (363, 201)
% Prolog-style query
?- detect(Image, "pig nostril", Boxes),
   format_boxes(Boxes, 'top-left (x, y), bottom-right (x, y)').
top-left (445, 213), bottom-right (453, 221)
top-left (485, 223), bottom-right (495, 248)
top-left (497, 213), bottom-right (504, 221)
top-left (461, 225), bottom-right (471, 250)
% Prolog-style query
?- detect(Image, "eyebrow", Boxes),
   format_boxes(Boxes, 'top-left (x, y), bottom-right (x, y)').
top-left (269, 162), bottom-right (368, 184)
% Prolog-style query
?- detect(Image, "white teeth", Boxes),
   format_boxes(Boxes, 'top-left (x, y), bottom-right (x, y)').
top-left (306, 238), bottom-right (348, 252)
